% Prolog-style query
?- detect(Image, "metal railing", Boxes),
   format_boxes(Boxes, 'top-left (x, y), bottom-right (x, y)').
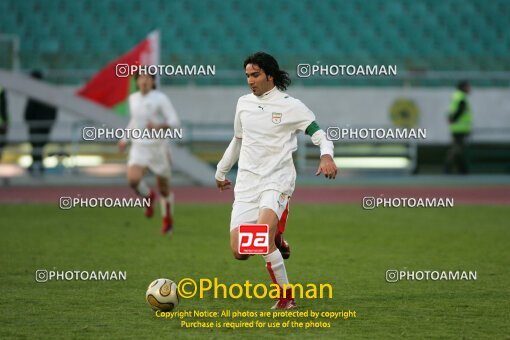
top-left (3, 120), bottom-right (509, 177)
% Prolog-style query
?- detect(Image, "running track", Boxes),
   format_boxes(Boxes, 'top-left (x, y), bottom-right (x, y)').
top-left (0, 186), bottom-right (508, 205)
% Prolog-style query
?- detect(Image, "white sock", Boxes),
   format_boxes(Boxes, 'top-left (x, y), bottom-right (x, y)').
top-left (160, 192), bottom-right (174, 218)
top-left (263, 249), bottom-right (289, 288)
top-left (136, 180), bottom-right (150, 197)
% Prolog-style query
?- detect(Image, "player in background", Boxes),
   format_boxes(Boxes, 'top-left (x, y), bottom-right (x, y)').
top-left (215, 52), bottom-right (337, 309)
top-left (118, 72), bottom-right (180, 234)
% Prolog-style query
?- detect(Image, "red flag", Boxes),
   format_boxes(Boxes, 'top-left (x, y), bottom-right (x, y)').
top-left (77, 30), bottom-right (160, 116)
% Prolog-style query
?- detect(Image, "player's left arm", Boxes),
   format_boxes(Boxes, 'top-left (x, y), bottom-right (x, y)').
top-left (305, 122), bottom-right (337, 179)
top-left (294, 101), bottom-right (337, 179)
top-left (148, 94), bottom-right (181, 130)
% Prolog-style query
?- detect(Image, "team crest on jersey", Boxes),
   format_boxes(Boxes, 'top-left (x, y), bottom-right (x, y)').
top-left (272, 112), bottom-right (282, 124)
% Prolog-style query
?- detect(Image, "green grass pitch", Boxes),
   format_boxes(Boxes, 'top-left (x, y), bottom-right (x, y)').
top-left (0, 203), bottom-right (508, 339)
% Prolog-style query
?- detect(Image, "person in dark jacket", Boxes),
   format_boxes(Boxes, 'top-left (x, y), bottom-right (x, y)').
top-left (0, 86), bottom-right (8, 158)
top-left (24, 70), bottom-right (57, 175)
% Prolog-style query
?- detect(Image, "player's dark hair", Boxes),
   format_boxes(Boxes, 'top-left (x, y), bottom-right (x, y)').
top-left (244, 52), bottom-right (291, 91)
top-left (457, 80), bottom-right (469, 91)
top-left (134, 71), bottom-right (157, 89)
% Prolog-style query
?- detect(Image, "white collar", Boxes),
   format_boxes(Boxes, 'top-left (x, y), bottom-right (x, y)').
top-left (258, 86), bottom-right (279, 100)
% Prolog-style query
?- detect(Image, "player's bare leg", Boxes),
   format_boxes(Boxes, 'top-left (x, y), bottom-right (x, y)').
top-left (258, 208), bottom-right (296, 309)
top-left (157, 175), bottom-right (174, 235)
top-left (230, 228), bottom-right (250, 260)
top-left (127, 165), bottom-right (155, 218)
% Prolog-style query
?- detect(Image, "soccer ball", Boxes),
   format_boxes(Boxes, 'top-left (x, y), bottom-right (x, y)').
top-left (146, 278), bottom-right (179, 311)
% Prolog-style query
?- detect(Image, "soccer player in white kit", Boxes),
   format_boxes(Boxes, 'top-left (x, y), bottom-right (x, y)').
top-left (215, 52), bottom-right (337, 309)
top-left (118, 72), bottom-right (180, 234)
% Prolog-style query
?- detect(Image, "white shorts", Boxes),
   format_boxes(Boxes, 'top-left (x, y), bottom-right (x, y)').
top-left (230, 190), bottom-right (290, 232)
top-left (128, 142), bottom-right (171, 178)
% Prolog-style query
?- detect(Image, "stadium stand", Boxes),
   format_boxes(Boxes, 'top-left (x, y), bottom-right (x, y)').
top-left (1, 0), bottom-right (509, 85)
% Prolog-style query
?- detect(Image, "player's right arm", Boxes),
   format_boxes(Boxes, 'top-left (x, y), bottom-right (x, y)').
top-left (215, 137), bottom-right (241, 191)
top-left (215, 100), bottom-right (242, 191)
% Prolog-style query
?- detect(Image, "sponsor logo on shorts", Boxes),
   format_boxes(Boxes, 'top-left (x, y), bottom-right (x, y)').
top-left (238, 224), bottom-right (269, 255)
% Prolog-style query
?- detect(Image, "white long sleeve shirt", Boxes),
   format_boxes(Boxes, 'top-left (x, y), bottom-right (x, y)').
top-left (125, 90), bottom-right (180, 145)
top-left (221, 86), bottom-right (332, 201)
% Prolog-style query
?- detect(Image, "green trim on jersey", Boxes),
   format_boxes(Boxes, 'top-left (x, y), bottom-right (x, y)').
top-left (305, 121), bottom-right (321, 136)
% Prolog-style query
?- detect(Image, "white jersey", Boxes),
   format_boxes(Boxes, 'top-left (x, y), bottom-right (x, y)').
top-left (126, 90), bottom-right (180, 145)
top-left (234, 86), bottom-right (316, 200)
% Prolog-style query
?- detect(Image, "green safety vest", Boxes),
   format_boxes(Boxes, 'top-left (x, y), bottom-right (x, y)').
top-left (448, 90), bottom-right (472, 133)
